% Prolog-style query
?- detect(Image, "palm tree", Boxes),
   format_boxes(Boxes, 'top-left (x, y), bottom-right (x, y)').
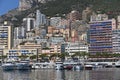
top-left (2, 55), bottom-right (7, 60)
top-left (19, 54), bottom-right (29, 60)
top-left (95, 52), bottom-right (102, 58)
top-left (39, 54), bottom-right (48, 59)
top-left (81, 52), bottom-right (89, 58)
top-left (59, 52), bottom-right (69, 61)
top-left (112, 53), bottom-right (120, 58)
top-left (73, 51), bottom-right (89, 59)
top-left (49, 53), bottom-right (58, 60)
top-left (30, 55), bottom-right (37, 60)
top-left (39, 54), bottom-right (49, 62)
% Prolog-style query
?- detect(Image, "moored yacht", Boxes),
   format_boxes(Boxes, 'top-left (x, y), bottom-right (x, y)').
top-left (32, 61), bottom-right (55, 69)
top-left (2, 62), bottom-right (16, 71)
top-left (73, 64), bottom-right (84, 70)
top-left (15, 60), bottom-right (31, 70)
top-left (84, 64), bottom-right (93, 70)
top-left (55, 61), bottom-right (64, 70)
top-left (63, 60), bottom-right (79, 70)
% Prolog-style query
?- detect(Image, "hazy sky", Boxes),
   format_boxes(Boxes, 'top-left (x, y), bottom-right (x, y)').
top-left (0, 0), bottom-right (19, 15)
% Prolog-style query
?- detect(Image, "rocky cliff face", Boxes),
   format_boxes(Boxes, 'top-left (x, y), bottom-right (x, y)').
top-left (19, 0), bottom-right (38, 11)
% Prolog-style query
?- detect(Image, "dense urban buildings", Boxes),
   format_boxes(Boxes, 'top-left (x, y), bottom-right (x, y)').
top-left (2, 1), bottom-right (120, 59)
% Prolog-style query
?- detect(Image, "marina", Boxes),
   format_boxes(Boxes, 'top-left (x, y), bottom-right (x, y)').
top-left (1, 58), bottom-right (120, 80)
top-left (1, 58), bottom-right (120, 71)
top-left (32, 62), bottom-right (55, 69)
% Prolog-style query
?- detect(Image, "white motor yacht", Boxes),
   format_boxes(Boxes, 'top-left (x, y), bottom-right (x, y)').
top-left (2, 62), bottom-right (16, 71)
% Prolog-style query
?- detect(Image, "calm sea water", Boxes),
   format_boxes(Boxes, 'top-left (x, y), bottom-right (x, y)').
top-left (0, 68), bottom-right (120, 80)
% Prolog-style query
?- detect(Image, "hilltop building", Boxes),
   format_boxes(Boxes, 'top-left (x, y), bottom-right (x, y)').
top-left (82, 7), bottom-right (93, 22)
top-left (67, 10), bottom-right (81, 21)
top-left (50, 17), bottom-right (61, 27)
top-left (117, 16), bottom-right (120, 29)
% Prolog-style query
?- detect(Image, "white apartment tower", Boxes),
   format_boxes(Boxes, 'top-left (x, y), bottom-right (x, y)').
top-left (36, 10), bottom-right (47, 27)
top-left (14, 27), bottom-right (26, 39)
top-left (23, 18), bottom-right (35, 31)
top-left (14, 26), bottom-right (26, 47)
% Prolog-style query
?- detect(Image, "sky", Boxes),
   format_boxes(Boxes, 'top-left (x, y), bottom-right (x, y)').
top-left (0, 0), bottom-right (19, 16)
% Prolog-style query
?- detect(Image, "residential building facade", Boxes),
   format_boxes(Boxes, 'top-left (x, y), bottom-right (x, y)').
top-left (112, 29), bottom-right (120, 54)
top-left (0, 25), bottom-right (13, 49)
top-left (65, 42), bottom-right (88, 55)
top-left (89, 19), bottom-right (116, 54)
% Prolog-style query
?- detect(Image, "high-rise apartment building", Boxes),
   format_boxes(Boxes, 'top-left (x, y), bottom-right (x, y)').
top-left (14, 26), bottom-right (26, 39)
top-left (89, 19), bottom-right (116, 54)
top-left (89, 14), bottom-right (116, 54)
top-left (23, 18), bottom-right (35, 31)
top-left (14, 26), bottom-right (26, 47)
top-left (0, 26), bottom-right (12, 49)
top-left (36, 10), bottom-right (47, 27)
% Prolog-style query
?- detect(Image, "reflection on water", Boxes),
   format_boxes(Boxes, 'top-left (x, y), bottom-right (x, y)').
top-left (0, 68), bottom-right (120, 80)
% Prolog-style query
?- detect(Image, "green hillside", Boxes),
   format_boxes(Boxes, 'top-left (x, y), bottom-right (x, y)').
top-left (40, 0), bottom-right (120, 17)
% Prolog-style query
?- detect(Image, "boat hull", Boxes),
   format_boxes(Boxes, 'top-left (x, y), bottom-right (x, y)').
top-left (16, 63), bottom-right (31, 70)
top-left (2, 64), bottom-right (15, 71)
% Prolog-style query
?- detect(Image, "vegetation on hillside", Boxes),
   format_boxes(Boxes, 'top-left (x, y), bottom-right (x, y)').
top-left (40, 0), bottom-right (120, 17)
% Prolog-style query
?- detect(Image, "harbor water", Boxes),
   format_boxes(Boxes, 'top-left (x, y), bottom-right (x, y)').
top-left (0, 68), bottom-right (120, 80)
